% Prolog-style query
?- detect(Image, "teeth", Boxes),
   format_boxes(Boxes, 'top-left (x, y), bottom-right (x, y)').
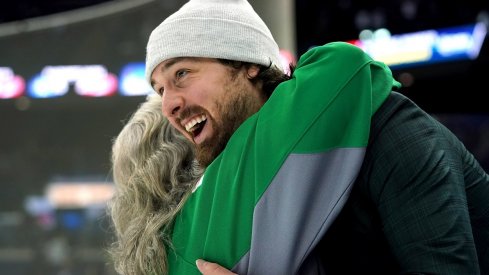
top-left (184, 115), bottom-right (207, 132)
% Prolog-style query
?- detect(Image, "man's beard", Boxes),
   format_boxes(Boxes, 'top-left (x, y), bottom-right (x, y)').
top-left (195, 80), bottom-right (263, 167)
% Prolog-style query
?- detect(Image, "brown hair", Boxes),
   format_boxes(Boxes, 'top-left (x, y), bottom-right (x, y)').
top-left (218, 59), bottom-right (294, 99)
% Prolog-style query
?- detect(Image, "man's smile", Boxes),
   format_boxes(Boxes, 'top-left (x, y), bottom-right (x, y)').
top-left (184, 114), bottom-right (207, 133)
top-left (181, 114), bottom-right (209, 144)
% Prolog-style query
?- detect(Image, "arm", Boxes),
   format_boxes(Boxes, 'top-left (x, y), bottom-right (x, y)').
top-left (369, 95), bottom-right (480, 274)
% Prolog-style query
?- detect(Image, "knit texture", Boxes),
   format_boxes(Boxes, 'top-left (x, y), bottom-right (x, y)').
top-left (145, 0), bottom-right (281, 84)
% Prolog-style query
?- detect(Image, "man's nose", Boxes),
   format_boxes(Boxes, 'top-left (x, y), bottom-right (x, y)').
top-left (162, 91), bottom-right (184, 117)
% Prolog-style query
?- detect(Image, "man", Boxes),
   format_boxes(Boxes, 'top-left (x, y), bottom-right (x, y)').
top-left (145, 0), bottom-right (489, 274)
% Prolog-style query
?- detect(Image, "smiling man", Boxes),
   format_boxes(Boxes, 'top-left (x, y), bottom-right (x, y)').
top-left (142, 0), bottom-right (489, 274)
top-left (150, 57), bottom-right (266, 167)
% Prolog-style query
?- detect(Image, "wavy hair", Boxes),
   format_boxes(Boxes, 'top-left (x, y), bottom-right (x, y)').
top-left (107, 94), bottom-right (202, 275)
top-left (218, 59), bottom-right (293, 99)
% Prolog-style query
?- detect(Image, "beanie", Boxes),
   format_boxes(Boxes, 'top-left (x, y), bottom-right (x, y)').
top-left (145, 0), bottom-right (282, 84)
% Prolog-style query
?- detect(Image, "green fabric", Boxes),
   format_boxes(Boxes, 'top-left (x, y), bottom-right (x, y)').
top-left (166, 42), bottom-right (401, 274)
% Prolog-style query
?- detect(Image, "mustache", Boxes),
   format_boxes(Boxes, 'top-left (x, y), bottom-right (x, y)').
top-left (178, 105), bottom-right (207, 121)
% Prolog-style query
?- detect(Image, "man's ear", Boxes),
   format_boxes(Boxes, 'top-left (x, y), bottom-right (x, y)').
top-left (246, 65), bottom-right (260, 79)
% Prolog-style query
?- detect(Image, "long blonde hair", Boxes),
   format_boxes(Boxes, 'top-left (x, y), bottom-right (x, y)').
top-left (107, 95), bottom-right (202, 274)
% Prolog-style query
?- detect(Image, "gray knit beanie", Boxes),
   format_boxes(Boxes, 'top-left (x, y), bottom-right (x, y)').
top-left (145, 0), bottom-right (281, 84)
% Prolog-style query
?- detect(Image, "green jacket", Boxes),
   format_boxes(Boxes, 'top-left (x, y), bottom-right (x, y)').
top-left (167, 42), bottom-right (401, 274)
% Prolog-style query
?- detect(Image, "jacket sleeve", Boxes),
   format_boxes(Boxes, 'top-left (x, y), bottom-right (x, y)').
top-left (368, 94), bottom-right (481, 274)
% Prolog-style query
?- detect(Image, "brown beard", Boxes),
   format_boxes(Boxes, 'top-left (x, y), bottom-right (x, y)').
top-left (195, 76), bottom-right (263, 167)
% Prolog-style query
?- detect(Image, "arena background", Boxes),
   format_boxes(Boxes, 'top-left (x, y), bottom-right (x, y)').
top-left (0, 0), bottom-right (488, 274)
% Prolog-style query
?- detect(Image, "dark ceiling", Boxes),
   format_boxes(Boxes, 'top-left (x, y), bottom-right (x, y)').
top-left (0, 0), bottom-right (115, 23)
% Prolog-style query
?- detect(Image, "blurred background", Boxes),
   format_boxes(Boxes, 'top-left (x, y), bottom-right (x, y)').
top-left (0, 0), bottom-right (488, 274)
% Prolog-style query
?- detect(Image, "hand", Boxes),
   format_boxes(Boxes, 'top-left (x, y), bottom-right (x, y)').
top-left (196, 259), bottom-right (237, 275)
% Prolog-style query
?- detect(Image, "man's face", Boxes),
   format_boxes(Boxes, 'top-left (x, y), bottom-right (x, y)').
top-left (151, 57), bottom-right (264, 167)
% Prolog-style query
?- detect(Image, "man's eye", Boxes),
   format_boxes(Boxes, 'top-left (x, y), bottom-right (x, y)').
top-left (158, 87), bottom-right (164, 96)
top-left (176, 69), bottom-right (188, 79)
